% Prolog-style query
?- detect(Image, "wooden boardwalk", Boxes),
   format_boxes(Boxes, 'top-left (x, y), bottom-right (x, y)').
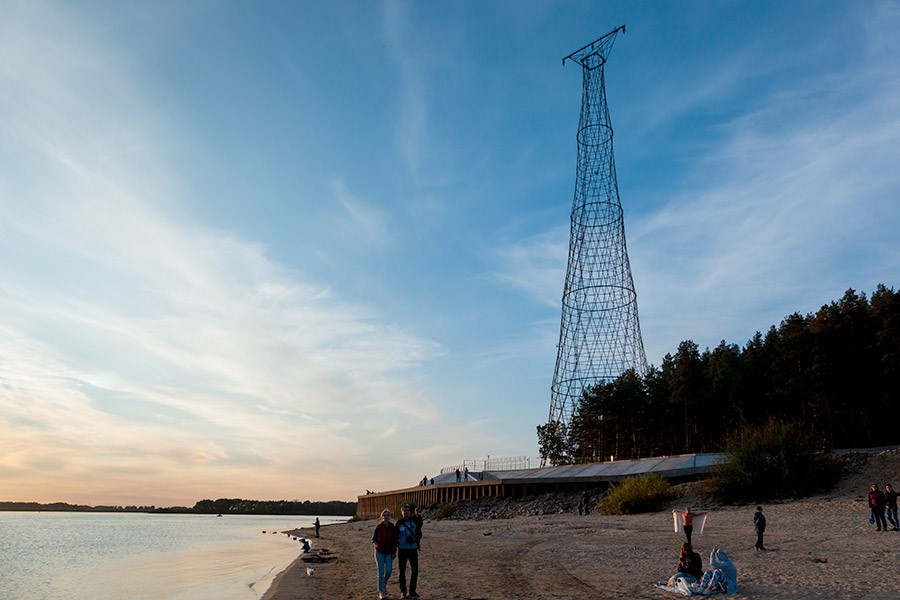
top-left (356, 452), bottom-right (723, 519)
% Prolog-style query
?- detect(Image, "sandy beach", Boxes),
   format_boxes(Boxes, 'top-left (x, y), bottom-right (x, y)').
top-left (263, 452), bottom-right (900, 599)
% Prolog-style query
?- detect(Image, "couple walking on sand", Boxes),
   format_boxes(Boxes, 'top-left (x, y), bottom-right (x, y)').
top-left (372, 505), bottom-right (423, 599)
top-left (868, 483), bottom-right (899, 531)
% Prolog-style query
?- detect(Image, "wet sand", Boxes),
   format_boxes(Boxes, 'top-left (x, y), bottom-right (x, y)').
top-left (263, 452), bottom-right (900, 599)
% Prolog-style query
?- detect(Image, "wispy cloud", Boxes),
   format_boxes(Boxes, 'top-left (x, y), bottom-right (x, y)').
top-left (492, 228), bottom-right (567, 308)
top-left (0, 2), bottom-right (447, 504)
top-left (496, 6), bottom-right (900, 367)
top-left (381, 0), bottom-right (429, 184)
top-left (631, 18), bottom-right (900, 362)
top-left (330, 178), bottom-right (393, 247)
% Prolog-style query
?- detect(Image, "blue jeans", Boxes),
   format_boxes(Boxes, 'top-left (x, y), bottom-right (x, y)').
top-left (375, 551), bottom-right (393, 593)
top-left (700, 568), bottom-right (726, 592)
top-left (887, 505), bottom-right (899, 529)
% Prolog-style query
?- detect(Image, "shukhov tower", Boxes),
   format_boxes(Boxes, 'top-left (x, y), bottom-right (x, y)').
top-left (549, 26), bottom-right (648, 431)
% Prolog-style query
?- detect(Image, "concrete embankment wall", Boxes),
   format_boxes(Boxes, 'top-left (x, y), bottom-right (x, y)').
top-left (356, 452), bottom-right (723, 519)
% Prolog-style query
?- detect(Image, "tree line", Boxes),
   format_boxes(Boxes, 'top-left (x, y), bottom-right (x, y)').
top-left (1, 499), bottom-right (357, 515)
top-left (538, 284), bottom-right (900, 464)
top-left (0, 502), bottom-right (162, 512)
top-left (192, 498), bottom-right (357, 515)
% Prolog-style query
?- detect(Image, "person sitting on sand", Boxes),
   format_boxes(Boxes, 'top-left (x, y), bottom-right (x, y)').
top-left (663, 542), bottom-right (703, 589)
top-left (696, 547), bottom-right (739, 595)
top-left (674, 542), bottom-right (703, 582)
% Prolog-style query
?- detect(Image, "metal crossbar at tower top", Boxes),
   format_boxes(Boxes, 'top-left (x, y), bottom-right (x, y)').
top-left (548, 26), bottom-right (648, 433)
top-left (562, 25), bottom-right (626, 69)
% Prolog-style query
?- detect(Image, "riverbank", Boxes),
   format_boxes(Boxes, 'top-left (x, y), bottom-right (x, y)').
top-left (263, 451), bottom-right (900, 599)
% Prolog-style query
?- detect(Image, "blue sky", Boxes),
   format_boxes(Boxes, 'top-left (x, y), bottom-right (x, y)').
top-left (2, 0), bottom-right (898, 505)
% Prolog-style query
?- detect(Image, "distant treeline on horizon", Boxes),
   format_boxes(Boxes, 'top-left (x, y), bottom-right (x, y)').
top-left (539, 284), bottom-right (900, 464)
top-left (0, 498), bottom-right (357, 515)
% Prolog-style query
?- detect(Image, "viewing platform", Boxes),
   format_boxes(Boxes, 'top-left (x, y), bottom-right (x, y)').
top-left (356, 452), bottom-right (723, 519)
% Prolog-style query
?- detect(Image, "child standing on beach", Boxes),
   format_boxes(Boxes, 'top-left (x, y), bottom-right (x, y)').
top-left (675, 507), bottom-right (707, 545)
top-left (753, 506), bottom-right (767, 551)
top-left (373, 509), bottom-right (398, 600)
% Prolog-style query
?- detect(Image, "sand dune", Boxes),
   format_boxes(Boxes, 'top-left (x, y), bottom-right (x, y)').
top-left (263, 451), bottom-right (900, 599)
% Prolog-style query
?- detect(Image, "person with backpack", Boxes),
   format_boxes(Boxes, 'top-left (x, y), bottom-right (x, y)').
top-left (395, 505), bottom-right (422, 599)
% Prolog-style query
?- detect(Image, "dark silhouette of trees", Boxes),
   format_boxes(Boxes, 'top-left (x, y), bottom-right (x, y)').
top-left (536, 420), bottom-right (570, 466)
top-left (1, 499), bottom-right (357, 515)
top-left (706, 418), bottom-right (842, 502)
top-left (191, 498), bottom-right (356, 515)
top-left (540, 285), bottom-right (900, 462)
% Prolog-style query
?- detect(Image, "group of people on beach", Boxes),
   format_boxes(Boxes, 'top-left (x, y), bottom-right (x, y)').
top-left (665, 542), bottom-right (739, 596)
top-left (868, 483), bottom-right (899, 531)
top-left (372, 505), bottom-right (423, 599)
top-left (660, 506), bottom-right (750, 595)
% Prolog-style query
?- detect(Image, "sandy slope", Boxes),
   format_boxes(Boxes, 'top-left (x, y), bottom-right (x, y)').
top-left (262, 451), bottom-right (900, 599)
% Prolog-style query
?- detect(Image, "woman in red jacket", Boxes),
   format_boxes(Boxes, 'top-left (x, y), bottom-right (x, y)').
top-left (372, 509), bottom-right (398, 599)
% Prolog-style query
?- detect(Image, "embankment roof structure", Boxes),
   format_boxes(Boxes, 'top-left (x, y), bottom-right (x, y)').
top-left (357, 453), bottom-right (723, 519)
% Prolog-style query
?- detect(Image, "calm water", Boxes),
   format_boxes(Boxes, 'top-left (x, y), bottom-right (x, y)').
top-left (0, 512), bottom-right (350, 600)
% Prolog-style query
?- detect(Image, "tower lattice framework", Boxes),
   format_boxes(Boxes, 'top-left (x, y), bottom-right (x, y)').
top-left (549, 26), bottom-right (648, 432)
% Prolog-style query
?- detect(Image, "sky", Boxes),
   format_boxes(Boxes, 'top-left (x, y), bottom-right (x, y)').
top-left (1, 0), bottom-right (899, 506)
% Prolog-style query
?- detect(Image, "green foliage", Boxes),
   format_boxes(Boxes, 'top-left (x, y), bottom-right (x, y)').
top-left (705, 418), bottom-right (843, 503)
top-left (433, 502), bottom-right (457, 520)
top-left (598, 473), bottom-right (677, 515)
top-left (537, 285), bottom-right (900, 460)
top-left (536, 420), bottom-right (571, 466)
top-left (570, 370), bottom-right (654, 464)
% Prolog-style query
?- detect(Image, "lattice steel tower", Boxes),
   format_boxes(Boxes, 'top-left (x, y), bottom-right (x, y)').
top-left (549, 26), bottom-right (648, 431)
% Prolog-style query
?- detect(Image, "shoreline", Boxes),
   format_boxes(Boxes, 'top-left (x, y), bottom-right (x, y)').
top-left (263, 451), bottom-right (900, 599)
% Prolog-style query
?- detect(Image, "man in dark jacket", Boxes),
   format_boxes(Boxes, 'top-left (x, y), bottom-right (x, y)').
top-left (868, 484), bottom-right (888, 531)
top-left (396, 505), bottom-right (422, 599)
top-left (753, 506), bottom-right (767, 551)
top-left (884, 483), bottom-right (898, 531)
